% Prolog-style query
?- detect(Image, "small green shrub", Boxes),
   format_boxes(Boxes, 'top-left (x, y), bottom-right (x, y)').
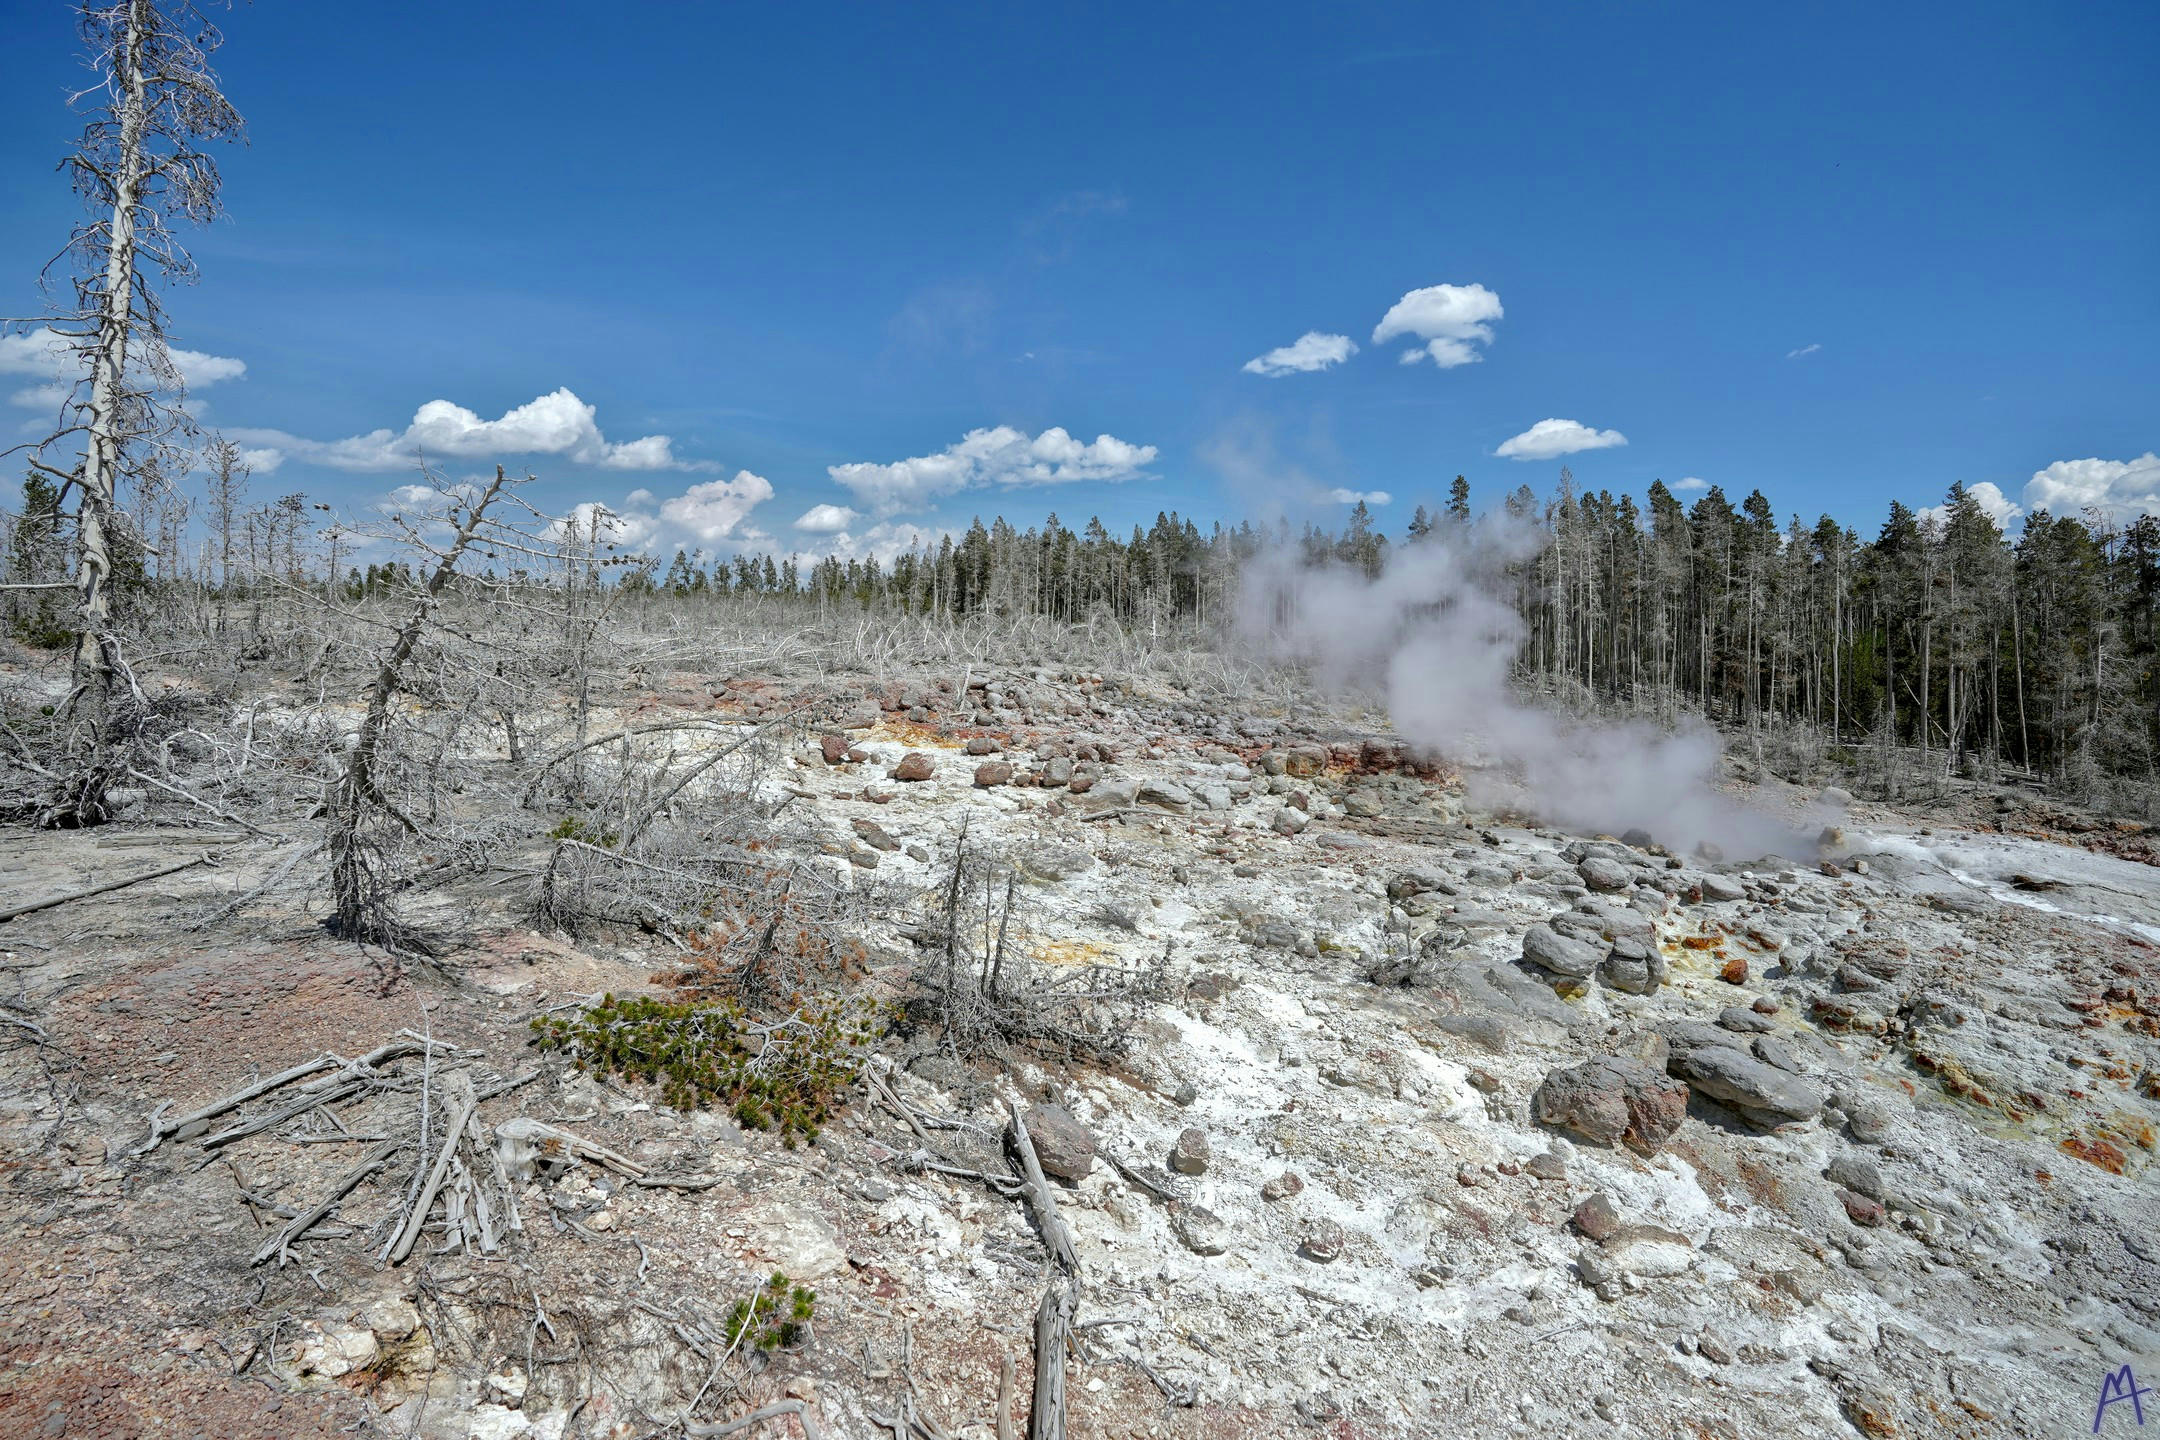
top-left (530, 992), bottom-right (885, 1143)
top-left (725, 1272), bottom-right (816, 1351)
top-left (546, 814), bottom-right (619, 848)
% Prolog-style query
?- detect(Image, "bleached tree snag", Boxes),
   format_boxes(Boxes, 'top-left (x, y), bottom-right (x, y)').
top-left (6, 1), bottom-right (243, 825)
top-left (997, 1351), bottom-right (1017, 1440)
top-left (1028, 1282), bottom-right (1073, 1440)
top-left (327, 464), bottom-right (514, 947)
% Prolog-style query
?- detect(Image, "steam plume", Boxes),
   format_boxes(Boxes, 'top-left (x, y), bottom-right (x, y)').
top-left (1236, 519), bottom-right (1810, 859)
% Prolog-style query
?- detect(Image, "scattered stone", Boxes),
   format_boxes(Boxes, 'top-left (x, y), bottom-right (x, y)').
top-left (1137, 778), bottom-right (1195, 809)
top-left (1171, 1204), bottom-right (1229, 1255)
top-left (1261, 1172), bottom-right (1305, 1202)
top-left (1697, 1332), bottom-right (1734, 1365)
top-left (852, 818), bottom-right (900, 851)
top-left (1578, 856), bottom-right (1630, 892)
top-left (1271, 807), bottom-right (1311, 836)
top-left (1718, 955), bottom-right (1749, 985)
top-left (1299, 1219), bottom-right (1345, 1263)
top-left (893, 752), bottom-right (935, 782)
top-left (1283, 746), bottom-right (1327, 778)
top-left (1023, 1104), bottom-right (1096, 1182)
top-left (1533, 1055), bottom-right (1690, 1153)
top-left (1522, 924), bottom-right (1603, 978)
top-left (1170, 1127), bottom-right (1210, 1176)
top-left (1753, 1035), bottom-right (1804, 1073)
top-left (819, 733), bottom-right (849, 764)
top-left (1837, 1188), bottom-right (1886, 1227)
top-left (964, 736), bottom-right (1000, 755)
top-left (1825, 1155), bottom-right (1885, 1199)
top-left (1572, 1192), bottom-right (1621, 1242)
top-left (1525, 1150), bottom-right (1568, 1182)
top-left (1674, 1045), bottom-right (1825, 1125)
top-left (1017, 843), bottom-right (1094, 881)
top-left (1698, 874), bottom-right (1746, 903)
top-left (1718, 1005), bottom-right (1773, 1034)
top-left (973, 762), bottom-right (1013, 788)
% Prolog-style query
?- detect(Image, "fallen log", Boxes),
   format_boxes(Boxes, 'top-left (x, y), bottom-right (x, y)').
top-left (251, 1138), bottom-right (402, 1267)
top-left (0, 856), bottom-right (209, 924)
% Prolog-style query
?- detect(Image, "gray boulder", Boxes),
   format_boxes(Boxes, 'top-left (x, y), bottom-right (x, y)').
top-left (1018, 844), bottom-right (1095, 882)
top-left (1696, 873), bottom-right (1746, 903)
top-left (1138, 778), bottom-right (1195, 810)
top-left (1600, 936), bottom-right (1667, 994)
top-left (1522, 924), bottom-right (1603, 978)
top-left (1676, 1045), bottom-right (1824, 1125)
top-left (1578, 857), bottom-right (1631, 892)
top-left (1533, 1055), bottom-right (1690, 1153)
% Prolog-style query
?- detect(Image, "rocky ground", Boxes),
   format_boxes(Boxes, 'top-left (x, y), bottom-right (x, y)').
top-left (2, 664), bottom-right (2155, 1438)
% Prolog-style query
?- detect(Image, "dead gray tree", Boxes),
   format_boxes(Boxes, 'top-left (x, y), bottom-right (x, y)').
top-left (4, 0), bottom-right (244, 825)
top-left (327, 466), bottom-right (517, 950)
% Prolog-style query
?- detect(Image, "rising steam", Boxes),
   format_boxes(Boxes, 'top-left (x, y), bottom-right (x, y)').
top-left (1236, 517), bottom-right (1811, 860)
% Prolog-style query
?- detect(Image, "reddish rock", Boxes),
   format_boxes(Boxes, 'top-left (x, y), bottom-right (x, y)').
top-left (1283, 746), bottom-right (1328, 778)
top-left (1261, 1171), bottom-right (1305, 1202)
top-left (1719, 956), bottom-right (1750, 985)
top-left (1024, 1104), bottom-right (1095, 1182)
top-left (819, 734), bottom-right (849, 764)
top-left (1572, 1192), bottom-right (1621, 1242)
top-left (1299, 1219), bottom-right (1345, 1263)
top-left (893, 752), bottom-right (935, 782)
top-left (1837, 1188), bottom-right (1886, 1227)
top-left (1533, 1055), bottom-right (1691, 1154)
top-left (974, 762), bottom-right (1013, 788)
top-left (1067, 775), bottom-right (1095, 795)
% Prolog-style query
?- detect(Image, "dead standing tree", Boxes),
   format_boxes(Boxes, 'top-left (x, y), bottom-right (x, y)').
top-left (327, 466), bottom-right (519, 950)
top-left (4, 0), bottom-right (244, 825)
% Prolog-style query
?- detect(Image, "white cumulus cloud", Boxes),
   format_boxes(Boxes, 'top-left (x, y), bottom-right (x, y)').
top-left (1673, 476), bottom-right (1708, 492)
top-left (830, 425), bottom-right (1156, 517)
top-left (1372, 283), bottom-right (1503, 368)
top-left (1495, 418), bottom-right (1628, 461)
top-left (227, 387), bottom-right (704, 475)
top-left (657, 471), bottom-right (777, 543)
top-left (2022, 453), bottom-right (2160, 525)
top-left (1243, 331), bottom-right (1358, 377)
top-left (807, 519), bottom-right (950, 565)
top-left (1918, 481), bottom-right (2024, 531)
top-left (0, 327), bottom-right (247, 409)
top-left (1326, 488), bottom-right (1392, 505)
top-left (794, 503), bottom-right (860, 533)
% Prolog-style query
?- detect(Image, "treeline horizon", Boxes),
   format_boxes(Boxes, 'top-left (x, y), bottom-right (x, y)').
top-left (7, 464), bottom-right (2157, 799)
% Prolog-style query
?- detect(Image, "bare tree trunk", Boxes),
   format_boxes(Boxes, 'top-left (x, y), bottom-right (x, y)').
top-left (329, 467), bottom-right (513, 945)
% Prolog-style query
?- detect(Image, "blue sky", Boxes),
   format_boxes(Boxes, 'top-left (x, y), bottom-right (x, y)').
top-left (3, 1), bottom-right (2156, 561)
